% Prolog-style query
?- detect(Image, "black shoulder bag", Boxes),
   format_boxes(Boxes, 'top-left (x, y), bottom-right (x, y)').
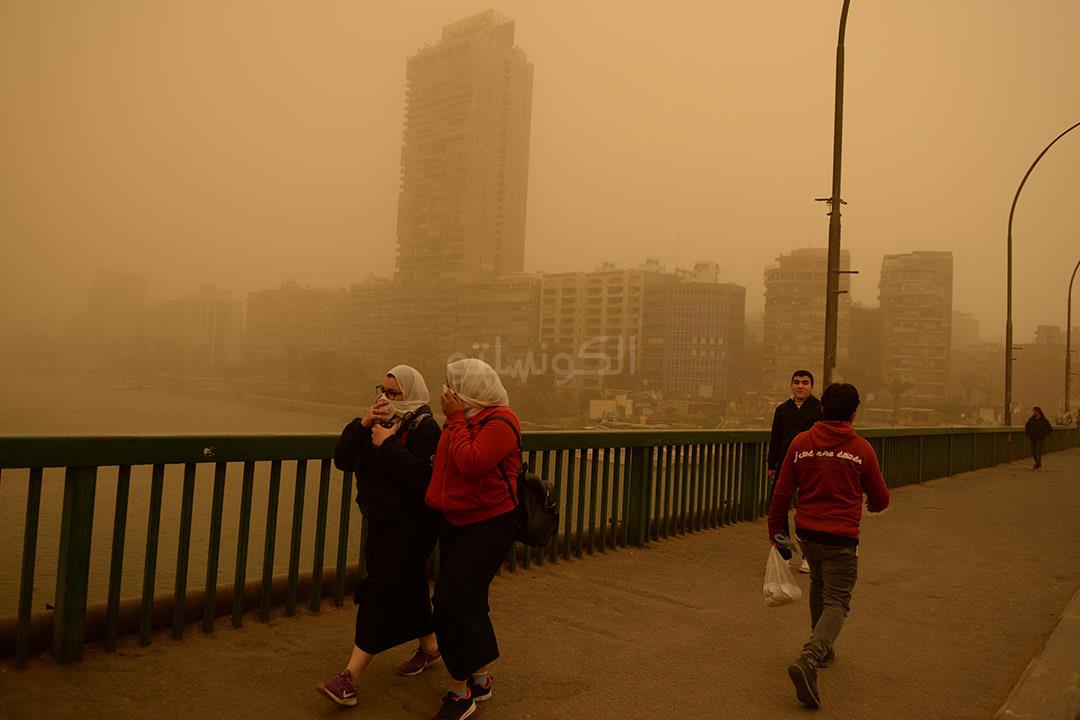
top-left (478, 415), bottom-right (559, 547)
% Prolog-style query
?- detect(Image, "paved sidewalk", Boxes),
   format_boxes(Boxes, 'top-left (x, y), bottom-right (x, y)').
top-left (3, 449), bottom-right (1079, 720)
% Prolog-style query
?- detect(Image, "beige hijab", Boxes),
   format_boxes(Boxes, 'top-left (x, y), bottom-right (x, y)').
top-left (383, 364), bottom-right (431, 420)
top-left (446, 358), bottom-right (510, 419)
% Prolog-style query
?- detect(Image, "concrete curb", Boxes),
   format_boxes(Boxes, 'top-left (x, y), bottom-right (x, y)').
top-left (995, 585), bottom-right (1080, 720)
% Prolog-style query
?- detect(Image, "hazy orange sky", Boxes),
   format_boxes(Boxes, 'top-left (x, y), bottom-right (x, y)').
top-left (2, 0), bottom-right (1078, 341)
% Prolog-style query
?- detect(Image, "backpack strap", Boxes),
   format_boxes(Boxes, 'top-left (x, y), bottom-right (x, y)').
top-left (398, 410), bottom-right (435, 460)
top-left (477, 414), bottom-right (522, 449)
top-left (475, 414), bottom-right (522, 507)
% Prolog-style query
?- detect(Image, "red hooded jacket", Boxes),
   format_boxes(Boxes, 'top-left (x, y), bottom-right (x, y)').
top-left (768, 421), bottom-right (890, 543)
top-left (425, 406), bottom-right (521, 526)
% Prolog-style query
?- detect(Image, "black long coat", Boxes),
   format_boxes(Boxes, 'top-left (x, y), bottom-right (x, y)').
top-left (333, 406), bottom-right (441, 654)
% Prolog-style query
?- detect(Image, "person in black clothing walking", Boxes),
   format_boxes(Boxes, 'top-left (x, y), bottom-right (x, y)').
top-left (767, 370), bottom-right (823, 572)
top-left (1024, 406), bottom-right (1053, 470)
top-left (317, 365), bottom-right (443, 707)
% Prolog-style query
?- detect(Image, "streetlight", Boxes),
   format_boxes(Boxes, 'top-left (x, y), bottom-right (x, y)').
top-left (1005, 120), bottom-right (1080, 428)
top-left (1066, 258), bottom-right (1080, 419)
top-left (822, 0), bottom-right (852, 387)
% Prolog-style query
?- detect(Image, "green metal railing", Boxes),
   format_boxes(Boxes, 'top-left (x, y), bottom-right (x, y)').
top-left (1, 425), bottom-right (1075, 667)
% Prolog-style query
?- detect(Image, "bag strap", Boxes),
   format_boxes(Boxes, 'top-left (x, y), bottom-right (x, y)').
top-left (476, 414), bottom-right (522, 508)
top-left (476, 414), bottom-right (522, 449)
top-left (396, 410), bottom-right (433, 451)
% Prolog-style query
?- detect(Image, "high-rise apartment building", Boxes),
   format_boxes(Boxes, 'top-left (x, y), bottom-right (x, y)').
top-left (538, 264), bottom-right (669, 392)
top-left (642, 279), bottom-right (746, 400)
top-left (879, 251), bottom-right (953, 409)
top-left (762, 248), bottom-right (851, 397)
top-left (395, 10), bottom-right (533, 286)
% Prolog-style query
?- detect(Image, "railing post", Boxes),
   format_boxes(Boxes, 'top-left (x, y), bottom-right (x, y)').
top-left (947, 434), bottom-right (953, 477)
top-left (16, 468), bottom-right (43, 669)
top-left (625, 445), bottom-right (653, 547)
top-left (740, 442), bottom-right (763, 521)
top-left (917, 436), bottom-right (925, 483)
top-left (52, 466), bottom-right (98, 663)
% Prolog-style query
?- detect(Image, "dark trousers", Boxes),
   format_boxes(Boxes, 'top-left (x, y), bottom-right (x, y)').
top-left (432, 510), bottom-right (518, 681)
top-left (354, 513), bottom-right (438, 654)
top-left (798, 537), bottom-right (859, 664)
top-left (1031, 439), bottom-right (1045, 467)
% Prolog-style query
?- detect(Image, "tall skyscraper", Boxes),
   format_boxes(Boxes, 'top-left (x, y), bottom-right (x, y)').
top-left (879, 251), bottom-right (953, 409)
top-left (395, 10), bottom-right (534, 286)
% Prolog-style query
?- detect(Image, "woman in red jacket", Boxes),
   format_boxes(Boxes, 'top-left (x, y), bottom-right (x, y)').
top-left (425, 358), bottom-right (521, 720)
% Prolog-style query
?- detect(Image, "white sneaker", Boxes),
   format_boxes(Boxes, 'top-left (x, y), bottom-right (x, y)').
top-left (799, 558), bottom-right (810, 574)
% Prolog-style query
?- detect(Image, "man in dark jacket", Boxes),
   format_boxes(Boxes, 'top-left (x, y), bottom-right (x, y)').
top-left (767, 370), bottom-right (823, 571)
top-left (1024, 406), bottom-right (1053, 470)
top-left (768, 382), bottom-right (890, 709)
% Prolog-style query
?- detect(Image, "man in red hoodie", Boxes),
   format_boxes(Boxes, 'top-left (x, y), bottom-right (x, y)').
top-left (768, 382), bottom-right (890, 709)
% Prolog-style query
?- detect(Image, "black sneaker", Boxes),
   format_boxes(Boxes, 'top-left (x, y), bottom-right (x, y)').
top-left (787, 655), bottom-right (821, 708)
top-left (431, 691), bottom-right (476, 720)
top-left (468, 676), bottom-right (493, 702)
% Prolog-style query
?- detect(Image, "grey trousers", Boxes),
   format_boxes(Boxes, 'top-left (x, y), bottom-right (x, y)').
top-left (798, 537), bottom-right (859, 664)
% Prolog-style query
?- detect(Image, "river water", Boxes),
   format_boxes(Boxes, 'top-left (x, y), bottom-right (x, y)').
top-left (0, 371), bottom-right (365, 619)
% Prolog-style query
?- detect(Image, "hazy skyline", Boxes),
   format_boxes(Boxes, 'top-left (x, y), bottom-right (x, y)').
top-left (3, 1), bottom-right (1078, 342)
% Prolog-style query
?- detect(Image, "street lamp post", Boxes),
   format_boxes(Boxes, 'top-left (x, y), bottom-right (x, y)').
top-left (822, 0), bottom-right (852, 387)
top-left (1005, 120), bottom-right (1080, 428)
top-left (1067, 258), bottom-right (1080, 419)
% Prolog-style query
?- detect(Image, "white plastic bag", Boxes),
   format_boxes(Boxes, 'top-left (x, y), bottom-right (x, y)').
top-left (763, 547), bottom-right (803, 607)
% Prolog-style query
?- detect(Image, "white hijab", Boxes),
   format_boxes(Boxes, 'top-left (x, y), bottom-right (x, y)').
top-left (446, 358), bottom-right (510, 419)
top-left (383, 364), bottom-right (430, 419)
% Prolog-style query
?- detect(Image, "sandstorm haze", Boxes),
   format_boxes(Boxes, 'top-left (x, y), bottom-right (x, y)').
top-left (1, 0), bottom-right (1079, 433)
top-left (1, 0), bottom-right (1077, 339)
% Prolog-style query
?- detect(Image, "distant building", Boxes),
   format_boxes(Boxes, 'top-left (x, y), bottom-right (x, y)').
top-left (951, 311), bottom-right (980, 352)
top-left (1033, 325), bottom-right (1078, 345)
top-left (741, 312), bottom-right (767, 393)
top-left (641, 279), bottom-right (746, 400)
top-left (1014, 340), bottom-right (1065, 415)
top-left (145, 284), bottom-right (242, 369)
top-left (343, 277), bottom-right (395, 373)
top-left (879, 251), bottom-right (953, 409)
top-left (762, 248), bottom-right (851, 397)
top-left (950, 341), bottom-right (1003, 423)
top-left (395, 10), bottom-right (534, 286)
top-left (847, 304), bottom-right (882, 404)
top-left (389, 10), bottom-right (534, 365)
top-left (538, 263), bottom-right (671, 392)
top-left (451, 273), bottom-right (541, 380)
top-left (245, 282), bottom-right (345, 369)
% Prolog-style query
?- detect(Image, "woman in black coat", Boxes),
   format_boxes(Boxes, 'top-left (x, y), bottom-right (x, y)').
top-left (1024, 406), bottom-right (1053, 470)
top-left (317, 365), bottom-right (442, 707)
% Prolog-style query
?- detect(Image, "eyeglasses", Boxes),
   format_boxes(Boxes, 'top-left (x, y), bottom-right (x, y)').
top-left (375, 384), bottom-right (403, 400)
